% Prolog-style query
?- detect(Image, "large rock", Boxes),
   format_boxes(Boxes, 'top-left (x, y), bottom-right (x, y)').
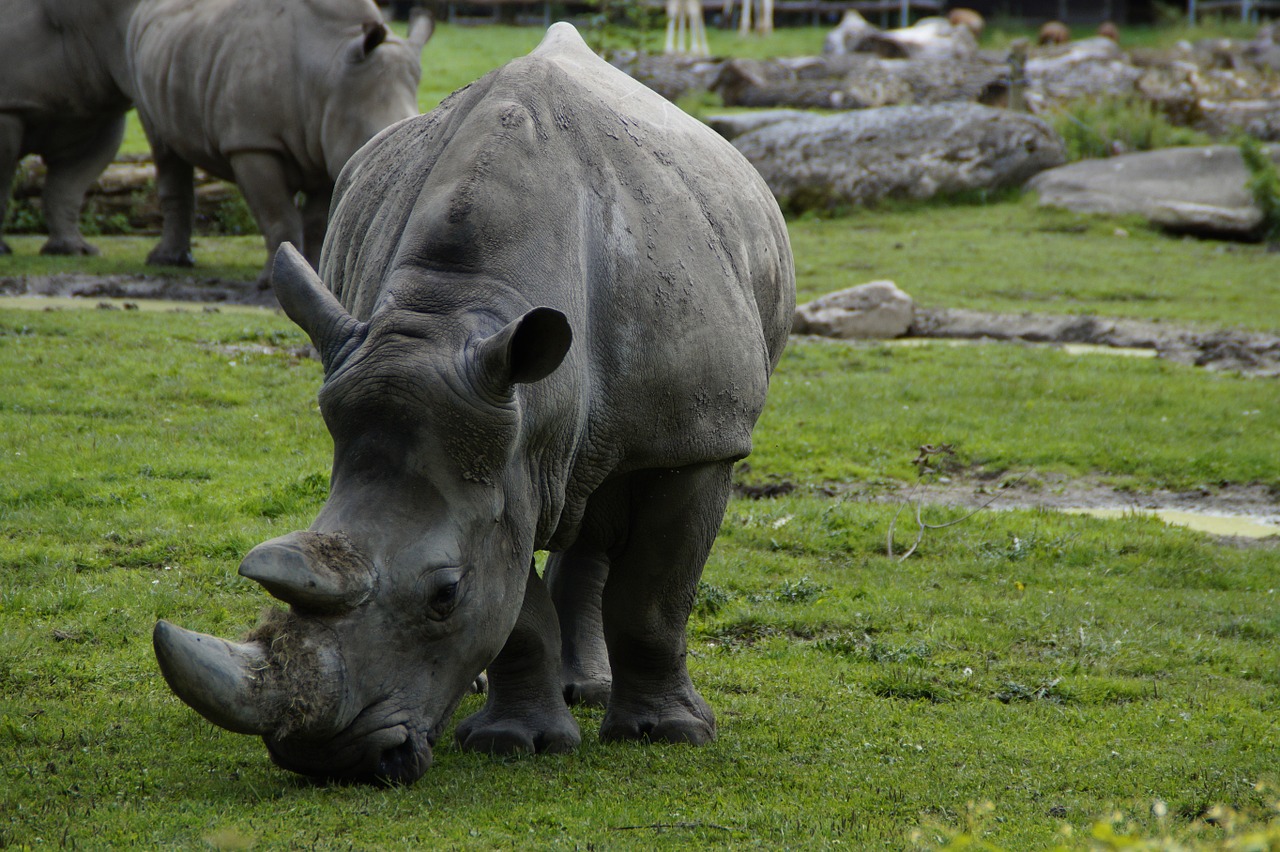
top-left (1028, 145), bottom-right (1280, 239)
top-left (733, 104), bottom-right (1066, 212)
top-left (793, 281), bottom-right (915, 339)
top-left (1024, 37), bottom-right (1144, 107)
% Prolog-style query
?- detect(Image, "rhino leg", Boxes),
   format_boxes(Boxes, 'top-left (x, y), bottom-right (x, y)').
top-left (455, 561), bottom-right (581, 755)
top-left (545, 548), bottom-right (612, 707)
top-left (229, 151), bottom-right (303, 287)
top-left (39, 114), bottom-right (124, 257)
top-left (299, 186), bottom-right (332, 269)
top-left (145, 141), bottom-right (196, 268)
top-left (0, 116), bottom-right (19, 255)
top-left (597, 462), bottom-right (729, 746)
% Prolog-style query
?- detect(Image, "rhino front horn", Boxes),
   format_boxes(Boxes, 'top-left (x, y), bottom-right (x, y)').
top-left (153, 620), bottom-right (287, 736)
top-left (271, 242), bottom-right (366, 373)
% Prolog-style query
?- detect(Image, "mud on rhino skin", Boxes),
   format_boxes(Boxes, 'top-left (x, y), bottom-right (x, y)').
top-left (153, 22), bottom-right (796, 786)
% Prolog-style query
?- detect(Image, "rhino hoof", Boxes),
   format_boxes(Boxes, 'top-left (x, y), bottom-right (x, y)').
top-left (600, 697), bottom-right (716, 746)
top-left (563, 678), bottom-right (610, 708)
top-left (40, 239), bottom-right (99, 257)
top-left (456, 713), bottom-right (581, 756)
top-left (146, 247), bottom-right (195, 267)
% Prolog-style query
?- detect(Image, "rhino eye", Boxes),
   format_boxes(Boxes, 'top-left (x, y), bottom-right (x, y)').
top-left (424, 568), bottom-right (463, 618)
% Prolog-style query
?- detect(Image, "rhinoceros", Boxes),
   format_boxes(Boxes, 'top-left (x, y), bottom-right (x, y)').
top-left (152, 22), bottom-right (794, 785)
top-left (0, 0), bottom-right (136, 256)
top-left (127, 0), bottom-right (432, 281)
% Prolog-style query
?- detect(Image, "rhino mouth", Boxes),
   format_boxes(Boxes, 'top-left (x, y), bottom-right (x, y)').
top-left (265, 714), bottom-right (438, 786)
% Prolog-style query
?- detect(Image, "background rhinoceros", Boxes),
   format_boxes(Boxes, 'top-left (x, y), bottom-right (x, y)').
top-left (0, 0), bottom-right (137, 256)
top-left (153, 23), bottom-right (795, 785)
top-left (127, 0), bottom-right (432, 282)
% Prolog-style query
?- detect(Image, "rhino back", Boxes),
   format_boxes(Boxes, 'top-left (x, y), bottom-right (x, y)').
top-left (129, 0), bottom-right (409, 185)
top-left (322, 25), bottom-right (794, 482)
top-left (0, 0), bottom-right (133, 118)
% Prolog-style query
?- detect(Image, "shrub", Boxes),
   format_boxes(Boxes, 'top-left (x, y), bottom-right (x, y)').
top-left (1049, 95), bottom-right (1211, 161)
top-left (1239, 136), bottom-right (1280, 243)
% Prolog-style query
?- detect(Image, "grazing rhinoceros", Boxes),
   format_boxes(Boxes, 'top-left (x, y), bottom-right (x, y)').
top-left (152, 22), bottom-right (794, 785)
top-left (127, 0), bottom-right (432, 282)
top-left (0, 0), bottom-right (137, 256)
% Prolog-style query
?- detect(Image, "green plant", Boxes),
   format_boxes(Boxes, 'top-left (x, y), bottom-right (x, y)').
top-left (1239, 136), bottom-right (1280, 243)
top-left (211, 193), bottom-right (258, 236)
top-left (1049, 96), bottom-right (1212, 161)
top-left (585, 0), bottom-right (664, 59)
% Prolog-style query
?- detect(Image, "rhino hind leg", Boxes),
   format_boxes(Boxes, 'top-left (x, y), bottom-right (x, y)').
top-left (229, 151), bottom-right (305, 287)
top-left (595, 462), bottom-right (729, 746)
top-left (455, 561), bottom-right (582, 756)
top-left (38, 114), bottom-right (125, 257)
top-left (145, 142), bottom-right (196, 269)
top-left (0, 116), bottom-right (19, 255)
top-left (545, 547), bottom-right (612, 707)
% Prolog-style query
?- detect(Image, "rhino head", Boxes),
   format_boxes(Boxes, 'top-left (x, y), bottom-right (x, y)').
top-left (319, 10), bottom-right (434, 180)
top-left (154, 244), bottom-right (572, 784)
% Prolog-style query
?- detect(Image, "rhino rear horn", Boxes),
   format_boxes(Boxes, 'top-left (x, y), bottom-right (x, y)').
top-left (239, 531), bottom-right (374, 613)
top-left (153, 620), bottom-right (286, 735)
top-left (271, 243), bottom-right (366, 373)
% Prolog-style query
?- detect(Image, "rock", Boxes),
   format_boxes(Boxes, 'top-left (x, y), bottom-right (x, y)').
top-left (703, 110), bottom-right (811, 141)
top-left (1028, 145), bottom-right (1280, 239)
top-left (793, 281), bottom-right (914, 339)
top-left (823, 9), bottom-right (879, 56)
top-left (1025, 37), bottom-right (1144, 106)
top-left (824, 12), bottom-right (978, 62)
top-left (1198, 99), bottom-right (1280, 142)
top-left (733, 104), bottom-right (1066, 212)
top-left (607, 52), bottom-right (721, 102)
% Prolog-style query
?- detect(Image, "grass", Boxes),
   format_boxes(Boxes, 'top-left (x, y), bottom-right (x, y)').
top-left (8, 190), bottom-right (1280, 336)
top-left (1, 305), bottom-right (1278, 848)
top-left (788, 195), bottom-right (1280, 333)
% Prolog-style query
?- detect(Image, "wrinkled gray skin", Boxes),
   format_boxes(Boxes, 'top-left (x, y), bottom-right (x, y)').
top-left (0, 0), bottom-right (137, 256)
top-left (127, 0), bottom-right (432, 282)
top-left (153, 23), bottom-right (795, 785)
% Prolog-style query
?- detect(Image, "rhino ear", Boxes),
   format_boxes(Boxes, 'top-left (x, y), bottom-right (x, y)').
top-left (474, 308), bottom-right (572, 389)
top-left (406, 10), bottom-right (434, 51)
top-left (357, 20), bottom-right (387, 59)
top-left (271, 243), bottom-right (365, 374)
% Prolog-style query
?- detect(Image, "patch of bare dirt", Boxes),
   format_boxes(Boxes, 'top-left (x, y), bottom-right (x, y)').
top-left (910, 307), bottom-right (1280, 377)
top-left (0, 272), bottom-right (277, 308)
top-left (738, 473), bottom-right (1280, 545)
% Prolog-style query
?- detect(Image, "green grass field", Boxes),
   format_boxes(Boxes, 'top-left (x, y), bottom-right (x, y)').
top-left (4, 16), bottom-right (1280, 850)
top-left (1, 298), bottom-right (1277, 849)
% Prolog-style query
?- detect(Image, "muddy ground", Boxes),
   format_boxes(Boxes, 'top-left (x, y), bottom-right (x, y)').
top-left (3, 271), bottom-right (1277, 540)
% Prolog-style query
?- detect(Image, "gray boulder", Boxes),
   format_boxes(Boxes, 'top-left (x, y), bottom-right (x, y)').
top-left (733, 103), bottom-right (1066, 212)
top-left (1028, 145), bottom-right (1280, 239)
top-left (793, 281), bottom-right (914, 339)
top-left (703, 110), bottom-right (812, 141)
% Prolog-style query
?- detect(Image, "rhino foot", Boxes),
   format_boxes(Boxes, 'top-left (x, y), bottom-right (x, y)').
top-left (146, 246), bottom-right (195, 267)
top-left (455, 707), bottom-right (581, 756)
top-left (40, 238), bottom-right (99, 257)
top-left (562, 676), bottom-right (610, 708)
top-left (600, 693), bottom-right (716, 745)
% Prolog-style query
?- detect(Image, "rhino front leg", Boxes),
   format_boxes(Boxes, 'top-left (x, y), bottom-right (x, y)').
top-left (39, 114), bottom-right (125, 256)
top-left (145, 141), bottom-right (196, 268)
top-left (455, 560), bottom-right (581, 755)
top-left (597, 462), bottom-right (730, 746)
top-left (545, 547), bottom-right (611, 707)
top-left (0, 115), bottom-right (20, 255)
top-left (229, 151), bottom-right (303, 287)
top-left (299, 185), bottom-right (332, 269)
